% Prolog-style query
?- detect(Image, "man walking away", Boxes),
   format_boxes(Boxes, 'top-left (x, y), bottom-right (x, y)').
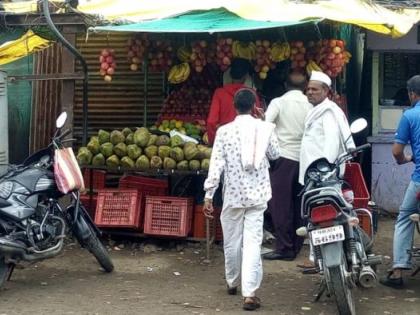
top-left (203, 89), bottom-right (281, 311)
top-left (263, 72), bottom-right (313, 261)
top-left (380, 75), bottom-right (420, 288)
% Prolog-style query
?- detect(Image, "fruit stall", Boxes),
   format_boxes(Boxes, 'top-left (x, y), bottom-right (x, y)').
top-left (69, 3), bottom-right (412, 245)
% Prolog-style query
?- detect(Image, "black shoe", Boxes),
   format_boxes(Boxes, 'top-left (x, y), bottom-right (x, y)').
top-left (227, 286), bottom-right (237, 295)
top-left (263, 251), bottom-right (296, 261)
top-left (379, 275), bottom-right (403, 289)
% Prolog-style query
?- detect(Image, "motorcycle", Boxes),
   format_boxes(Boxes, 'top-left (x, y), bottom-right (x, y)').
top-left (0, 112), bottom-right (114, 289)
top-left (297, 118), bottom-right (382, 315)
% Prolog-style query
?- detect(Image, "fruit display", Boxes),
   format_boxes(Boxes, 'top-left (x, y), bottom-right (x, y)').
top-left (158, 64), bottom-right (221, 122)
top-left (317, 39), bottom-right (350, 78)
top-left (168, 63), bottom-right (191, 84)
top-left (148, 39), bottom-right (174, 72)
top-left (127, 34), bottom-right (149, 71)
top-left (190, 40), bottom-right (210, 73)
top-left (154, 119), bottom-right (205, 140)
top-left (254, 40), bottom-right (273, 80)
top-left (99, 48), bottom-right (116, 82)
top-left (77, 128), bottom-right (212, 171)
top-left (289, 41), bottom-right (307, 73)
top-left (215, 38), bottom-right (234, 72)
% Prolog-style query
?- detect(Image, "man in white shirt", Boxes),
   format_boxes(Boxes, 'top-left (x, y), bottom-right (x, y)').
top-left (203, 88), bottom-right (281, 311)
top-left (263, 72), bottom-right (313, 261)
top-left (299, 71), bottom-right (355, 185)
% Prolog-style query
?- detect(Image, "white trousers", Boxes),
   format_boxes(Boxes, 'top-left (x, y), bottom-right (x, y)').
top-left (221, 203), bottom-right (266, 297)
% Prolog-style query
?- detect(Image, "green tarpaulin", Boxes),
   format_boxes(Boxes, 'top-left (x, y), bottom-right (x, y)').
top-left (91, 9), bottom-right (320, 33)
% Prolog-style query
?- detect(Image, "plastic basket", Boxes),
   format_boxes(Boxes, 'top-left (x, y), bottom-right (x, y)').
top-left (83, 169), bottom-right (107, 190)
top-left (119, 176), bottom-right (168, 201)
top-left (193, 205), bottom-right (222, 241)
top-left (94, 189), bottom-right (142, 229)
top-left (357, 211), bottom-right (373, 237)
top-left (144, 196), bottom-right (193, 237)
top-left (344, 163), bottom-right (370, 209)
top-left (80, 194), bottom-right (98, 220)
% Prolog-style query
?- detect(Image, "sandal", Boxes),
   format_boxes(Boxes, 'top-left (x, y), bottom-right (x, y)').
top-left (243, 296), bottom-right (261, 311)
top-left (227, 285), bottom-right (237, 295)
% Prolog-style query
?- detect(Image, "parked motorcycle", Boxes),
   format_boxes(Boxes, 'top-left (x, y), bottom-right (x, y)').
top-left (297, 118), bottom-right (382, 315)
top-left (0, 112), bottom-right (114, 289)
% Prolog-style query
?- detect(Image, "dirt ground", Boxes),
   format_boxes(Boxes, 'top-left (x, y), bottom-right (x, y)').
top-left (1, 216), bottom-right (420, 315)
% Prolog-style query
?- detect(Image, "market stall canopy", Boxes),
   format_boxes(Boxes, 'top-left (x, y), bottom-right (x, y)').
top-left (0, 30), bottom-right (51, 66)
top-left (90, 9), bottom-right (319, 33)
top-left (78, 0), bottom-right (417, 37)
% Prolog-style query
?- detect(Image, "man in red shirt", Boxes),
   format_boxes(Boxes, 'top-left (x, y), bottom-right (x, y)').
top-left (207, 58), bottom-right (261, 145)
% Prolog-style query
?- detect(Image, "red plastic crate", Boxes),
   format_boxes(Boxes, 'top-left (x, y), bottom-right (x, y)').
top-left (119, 175), bottom-right (168, 195)
top-left (94, 189), bottom-right (143, 229)
top-left (357, 211), bottom-right (373, 237)
top-left (83, 169), bottom-right (107, 190)
top-left (144, 196), bottom-right (194, 237)
top-left (119, 175), bottom-right (168, 209)
top-left (193, 205), bottom-right (223, 241)
top-left (80, 194), bottom-right (98, 220)
top-left (344, 163), bottom-right (370, 209)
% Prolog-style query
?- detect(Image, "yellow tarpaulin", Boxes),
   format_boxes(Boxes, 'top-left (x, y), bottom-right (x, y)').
top-left (76, 0), bottom-right (418, 37)
top-left (1, 0), bottom-right (418, 37)
top-left (0, 30), bottom-right (51, 66)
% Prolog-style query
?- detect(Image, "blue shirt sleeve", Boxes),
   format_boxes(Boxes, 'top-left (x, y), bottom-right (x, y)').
top-left (395, 115), bottom-right (410, 144)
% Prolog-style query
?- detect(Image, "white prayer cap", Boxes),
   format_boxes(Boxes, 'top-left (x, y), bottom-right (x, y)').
top-left (310, 71), bottom-right (331, 87)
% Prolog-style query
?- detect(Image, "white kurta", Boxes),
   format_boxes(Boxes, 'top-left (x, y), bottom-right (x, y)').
top-left (204, 114), bottom-right (281, 297)
top-left (204, 115), bottom-right (281, 209)
top-left (299, 98), bottom-right (355, 185)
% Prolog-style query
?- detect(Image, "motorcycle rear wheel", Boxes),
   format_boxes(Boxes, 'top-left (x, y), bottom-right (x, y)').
top-left (0, 259), bottom-right (10, 289)
top-left (328, 265), bottom-right (356, 315)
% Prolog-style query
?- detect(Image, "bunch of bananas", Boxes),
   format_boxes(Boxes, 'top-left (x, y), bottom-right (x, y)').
top-left (270, 42), bottom-right (291, 62)
top-left (232, 41), bottom-right (256, 60)
top-left (177, 46), bottom-right (192, 63)
top-left (168, 63), bottom-right (190, 84)
top-left (305, 60), bottom-right (323, 76)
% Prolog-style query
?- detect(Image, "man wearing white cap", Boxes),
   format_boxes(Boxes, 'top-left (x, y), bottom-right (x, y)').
top-left (299, 71), bottom-right (355, 185)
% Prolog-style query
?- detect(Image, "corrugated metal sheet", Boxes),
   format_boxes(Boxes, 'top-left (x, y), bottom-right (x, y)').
top-left (30, 42), bottom-right (62, 153)
top-left (74, 33), bottom-right (165, 142)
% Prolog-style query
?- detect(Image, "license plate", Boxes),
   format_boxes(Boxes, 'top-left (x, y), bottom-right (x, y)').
top-left (311, 225), bottom-right (345, 246)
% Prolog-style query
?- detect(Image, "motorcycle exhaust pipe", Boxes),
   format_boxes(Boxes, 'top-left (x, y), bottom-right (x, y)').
top-left (359, 265), bottom-right (377, 288)
top-left (367, 254), bottom-right (383, 266)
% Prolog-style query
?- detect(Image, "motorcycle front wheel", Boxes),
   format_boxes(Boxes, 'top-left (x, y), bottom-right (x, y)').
top-left (328, 264), bottom-right (356, 315)
top-left (84, 230), bottom-right (114, 273)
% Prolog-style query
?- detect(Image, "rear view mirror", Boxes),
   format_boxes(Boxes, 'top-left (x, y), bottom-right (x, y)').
top-left (56, 112), bottom-right (67, 129)
top-left (350, 118), bottom-right (367, 134)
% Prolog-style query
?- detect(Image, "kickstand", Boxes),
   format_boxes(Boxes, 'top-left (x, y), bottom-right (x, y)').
top-left (7, 264), bottom-right (15, 281)
top-left (314, 280), bottom-right (327, 302)
top-left (411, 266), bottom-right (420, 277)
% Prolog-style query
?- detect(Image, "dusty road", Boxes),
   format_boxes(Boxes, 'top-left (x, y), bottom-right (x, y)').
top-left (0, 217), bottom-right (420, 315)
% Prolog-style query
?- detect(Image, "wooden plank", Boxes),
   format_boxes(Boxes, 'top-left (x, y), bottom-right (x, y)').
top-left (8, 73), bottom-right (84, 81)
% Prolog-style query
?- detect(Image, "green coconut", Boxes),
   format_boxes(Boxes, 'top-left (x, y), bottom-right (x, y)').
top-left (100, 142), bottom-right (114, 158)
top-left (122, 127), bottom-right (132, 137)
top-left (127, 144), bottom-right (142, 160)
top-left (156, 135), bottom-right (170, 146)
top-left (106, 154), bottom-right (120, 169)
top-left (121, 156), bottom-right (135, 168)
top-left (144, 145), bottom-right (158, 159)
top-left (147, 134), bottom-right (158, 146)
top-left (125, 133), bottom-right (134, 145)
top-left (87, 137), bottom-right (100, 155)
top-left (110, 130), bottom-right (125, 145)
top-left (189, 160), bottom-right (201, 171)
top-left (92, 153), bottom-right (105, 166)
top-left (150, 156), bottom-right (163, 169)
top-left (98, 129), bottom-right (110, 144)
top-left (134, 127), bottom-right (150, 147)
top-left (135, 155), bottom-right (150, 170)
top-left (169, 147), bottom-right (184, 162)
top-left (176, 160), bottom-right (189, 171)
top-left (201, 158), bottom-right (210, 170)
top-left (163, 157), bottom-right (176, 170)
top-left (158, 145), bottom-right (171, 159)
top-left (113, 142), bottom-right (127, 158)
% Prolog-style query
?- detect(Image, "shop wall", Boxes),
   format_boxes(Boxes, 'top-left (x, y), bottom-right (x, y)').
top-left (74, 33), bottom-right (165, 144)
top-left (366, 23), bottom-right (420, 51)
top-left (0, 30), bottom-right (32, 164)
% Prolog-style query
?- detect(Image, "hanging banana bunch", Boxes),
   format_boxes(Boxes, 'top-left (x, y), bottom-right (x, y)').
top-left (176, 46), bottom-right (192, 63)
top-left (270, 42), bottom-right (291, 62)
top-left (305, 60), bottom-right (323, 76)
top-left (168, 62), bottom-right (191, 84)
top-left (232, 41), bottom-right (256, 61)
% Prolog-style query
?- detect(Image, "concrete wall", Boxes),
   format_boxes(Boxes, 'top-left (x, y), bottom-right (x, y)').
top-left (370, 137), bottom-right (413, 212)
top-left (367, 23), bottom-right (420, 51)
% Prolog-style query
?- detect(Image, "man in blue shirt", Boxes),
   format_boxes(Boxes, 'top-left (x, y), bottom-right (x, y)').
top-left (381, 75), bottom-right (420, 288)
